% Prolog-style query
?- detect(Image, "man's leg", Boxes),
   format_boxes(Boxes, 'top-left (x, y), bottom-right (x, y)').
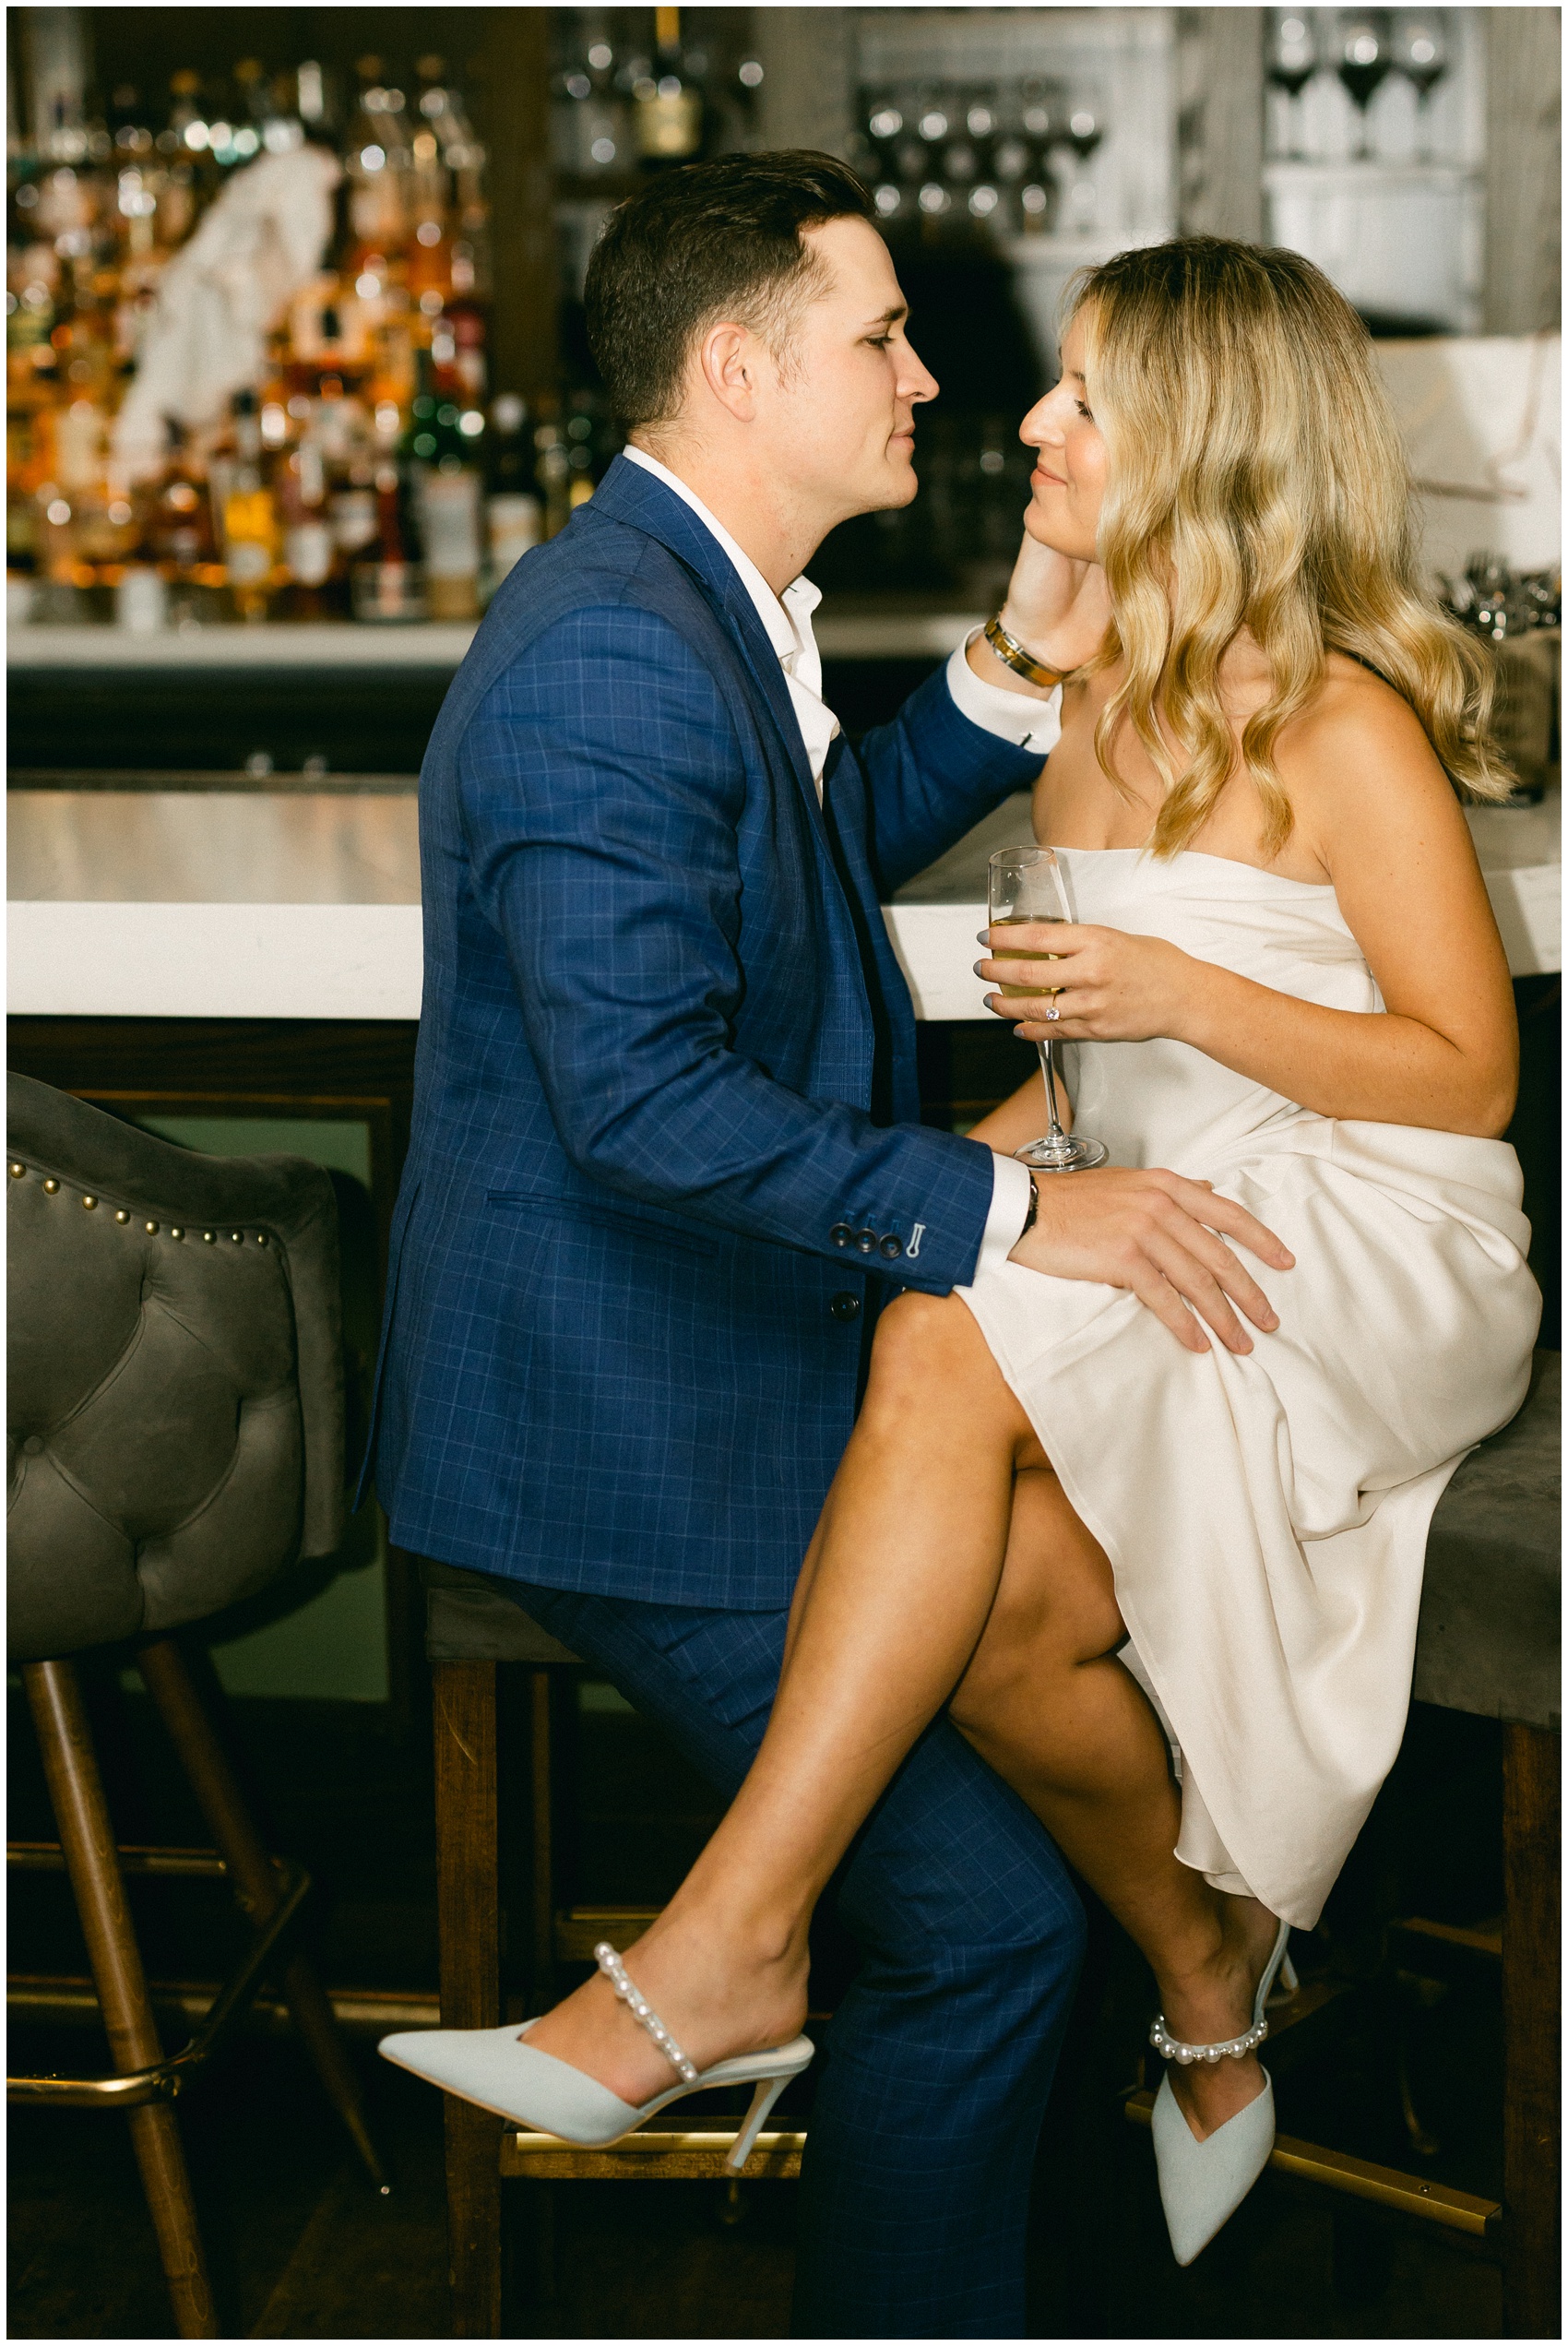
top-left (505, 1578), bottom-right (1085, 2341)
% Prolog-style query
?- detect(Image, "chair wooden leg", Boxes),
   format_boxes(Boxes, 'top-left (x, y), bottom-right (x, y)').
top-left (136, 1635), bottom-right (389, 2192)
top-left (529, 1667), bottom-right (555, 2008)
top-left (1502, 1721), bottom-right (1560, 2340)
top-left (24, 1659), bottom-right (218, 2340)
top-left (434, 1659), bottom-right (504, 2339)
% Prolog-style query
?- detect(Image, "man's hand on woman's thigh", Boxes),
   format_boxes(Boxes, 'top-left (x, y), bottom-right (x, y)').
top-left (1008, 1166), bottom-right (1294, 1357)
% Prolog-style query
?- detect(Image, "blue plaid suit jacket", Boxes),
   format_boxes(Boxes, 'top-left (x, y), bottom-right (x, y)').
top-left (368, 453), bottom-right (1042, 1607)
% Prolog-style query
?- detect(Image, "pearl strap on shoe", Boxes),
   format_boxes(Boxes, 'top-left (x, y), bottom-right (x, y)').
top-left (1147, 2010), bottom-right (1270, 2066)
top-left (594, 1942), bottom-right (700, 2084)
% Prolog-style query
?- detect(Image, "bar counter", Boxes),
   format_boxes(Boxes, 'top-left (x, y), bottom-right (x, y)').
top-left (7, 781), bottom-right (1561, 1024)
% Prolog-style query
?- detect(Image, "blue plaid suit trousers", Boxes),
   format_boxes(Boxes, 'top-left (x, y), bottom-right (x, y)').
top-left (502, 1574), bottom-right (1086, 2340)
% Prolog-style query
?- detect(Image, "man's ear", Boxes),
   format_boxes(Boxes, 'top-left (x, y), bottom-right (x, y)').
top-left (695, 321), bottom-right (761, 423)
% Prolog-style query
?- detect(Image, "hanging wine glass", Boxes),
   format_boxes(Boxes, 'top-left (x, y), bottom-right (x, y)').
top-left (1396, 15), bottom-right (1449, 161)
top-left (1336, 13), bottom-right (1394, 161)
top-left (1063, 87), bottom-right (1106, 230)
top-left (1265, 11), bottom-right (1320, 160)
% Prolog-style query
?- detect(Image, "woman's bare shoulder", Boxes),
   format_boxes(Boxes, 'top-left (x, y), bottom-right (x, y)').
top-left (1279, 654), bottom-right (1457, 839)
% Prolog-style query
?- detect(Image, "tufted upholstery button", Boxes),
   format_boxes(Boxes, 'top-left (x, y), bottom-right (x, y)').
top-left (879, 1233), bottom-right (904, 1259)
top-left (829, 1223), bottom-right (853, 1249)
top-left (854, 1229), bottom-right (877, 1254)
top-left (829, 1292), bottom-right (861, 1322)
top-left (22, 1435), bottom-right (44, 1456)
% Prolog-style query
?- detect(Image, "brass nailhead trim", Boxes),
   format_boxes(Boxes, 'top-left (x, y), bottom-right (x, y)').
top-left (230, 1231), bottom-right (244, 1243)
top-left (8, 1161), bottom-right (25, 1178)
top-left (255, 1233), bottom-right (269, 1246)
top-left (42, 1179), bottom-right (59, 1195)
top-left (170, 1226), bottom-right (184, 1240)
top-left (115, 1209), bottom-right (131, 1224)
top-left (202, 1231), bottom-right (216, 1243)
top-left (81, 1195), bottom-right (98, 1209)
top-left (145, 1221), bottom-right (159, 1234)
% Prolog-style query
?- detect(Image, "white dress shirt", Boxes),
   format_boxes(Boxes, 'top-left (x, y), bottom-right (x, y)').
top-left (624, 443), bottom-right (1049, 1267)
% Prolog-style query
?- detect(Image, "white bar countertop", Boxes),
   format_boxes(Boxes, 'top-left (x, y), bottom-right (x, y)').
top-left (9, 785), bottom-right (1558, 1022)
top-left (7, 609), bottom-right (986, 669)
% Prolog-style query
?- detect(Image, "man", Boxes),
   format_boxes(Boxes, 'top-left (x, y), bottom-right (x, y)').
top-left (369, 153), bottom-right (1280, 2337)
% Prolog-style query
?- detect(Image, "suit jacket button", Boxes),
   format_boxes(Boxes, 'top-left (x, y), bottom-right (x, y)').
top-left (879, 1234), bottom-right (904, 1259)
top-left (830, 1223), bottom-right (853, 1248)
top-left (854, 1228), bottom-right (877, 1254)
top-left (829, 1292), bottom-right (861, 1322)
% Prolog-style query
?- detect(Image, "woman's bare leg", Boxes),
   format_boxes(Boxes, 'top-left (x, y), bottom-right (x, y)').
top-left (525, 1289), bottom-right (1038, 2101)
top-left (949, 1467), bottom-right (1280, 2138)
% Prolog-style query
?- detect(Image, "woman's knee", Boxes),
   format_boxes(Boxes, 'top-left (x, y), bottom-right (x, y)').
top-left (864, 1291), bottom-right (1026, 1435)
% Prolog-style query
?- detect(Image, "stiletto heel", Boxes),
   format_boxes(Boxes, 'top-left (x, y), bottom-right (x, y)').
top-left (379, 1941), bottom-right (814, 2157)
top-left (728, 2072), bottom-right (791, 2172)
top-left (1147, 1919), bottom-right (1290, 2266)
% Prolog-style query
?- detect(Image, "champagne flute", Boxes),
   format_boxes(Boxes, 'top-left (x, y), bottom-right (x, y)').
top-left (988, 846), bottom-right (1108, 1173)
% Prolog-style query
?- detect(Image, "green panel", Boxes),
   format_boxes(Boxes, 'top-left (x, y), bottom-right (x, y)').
top-left (577, 1680), bottom-right (636, 1715)
top-left (131, 1114), bottom-right (387, 1703)
top-left (136, 1116), bottom-right (373, 1187)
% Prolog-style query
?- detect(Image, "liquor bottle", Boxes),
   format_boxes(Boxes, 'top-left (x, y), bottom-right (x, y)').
top-left (635, 7), bottom-right (705, 164)
top-left (553, 17), bottom-right (634, 178)
top-left (485, 393), bottom-right (542, 582)
top-left (277, 411), bottom-right (337, 617)
top-left (222, 387), bottom-right (278, 619)
top-left (144, 421), bottom-right (217, 579)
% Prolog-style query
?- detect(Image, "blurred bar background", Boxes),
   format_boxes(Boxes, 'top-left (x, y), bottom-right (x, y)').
top-left (6, 16), bottom-right (1560, 2335)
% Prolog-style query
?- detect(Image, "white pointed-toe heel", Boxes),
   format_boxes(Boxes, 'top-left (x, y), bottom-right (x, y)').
top-left (379, 1942), bottom-right (814, 2176)
top-left (1147, 1918), bottom-right (1291, 2267)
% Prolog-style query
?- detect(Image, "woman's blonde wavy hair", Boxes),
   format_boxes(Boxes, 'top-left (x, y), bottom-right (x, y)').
top-left (1063, 238), bottom-right (1513, 858)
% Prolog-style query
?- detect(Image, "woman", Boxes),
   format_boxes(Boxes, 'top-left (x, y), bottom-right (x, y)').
top-left (385, 242), bottom-right (1539, 2262)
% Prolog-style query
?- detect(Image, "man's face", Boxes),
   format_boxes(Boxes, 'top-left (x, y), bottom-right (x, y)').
top-left (752, 216), bottom-right (939, 529)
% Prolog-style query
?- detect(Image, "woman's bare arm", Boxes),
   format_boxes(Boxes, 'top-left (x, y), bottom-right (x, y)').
top-left (968, 1070), bottom-right (1053, 1155)
top-left (983, 683), bottom-right (1518, 1138)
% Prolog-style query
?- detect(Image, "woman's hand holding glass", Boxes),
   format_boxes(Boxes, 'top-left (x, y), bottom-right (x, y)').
top-left (979, 920), bottom-right (1202, 1046)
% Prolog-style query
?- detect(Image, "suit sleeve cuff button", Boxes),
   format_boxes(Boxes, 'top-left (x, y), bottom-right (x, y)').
top-left (830, 1223), bottom-right (853, 1248)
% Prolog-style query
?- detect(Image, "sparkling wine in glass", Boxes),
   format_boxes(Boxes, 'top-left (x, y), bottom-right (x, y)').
top-left (1337, 14), bottom-right (1393, 160)
top-left (1266, 11), bottom-right (1319, 159)
top-left (988, 846), bottom-right (1108, 1173)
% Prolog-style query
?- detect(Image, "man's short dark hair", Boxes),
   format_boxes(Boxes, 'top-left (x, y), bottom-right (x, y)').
top-left (585, 150), bottom-right (876, 427)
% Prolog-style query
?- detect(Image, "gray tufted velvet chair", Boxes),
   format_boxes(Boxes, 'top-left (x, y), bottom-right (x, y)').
top-left (7, 1073), bottom-right (384, 2339)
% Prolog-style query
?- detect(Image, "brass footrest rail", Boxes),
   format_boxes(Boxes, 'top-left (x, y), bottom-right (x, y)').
top-left (7, 1846), bottom-right (310, 2109)
top-left (1123, 2090), bottom-right (1501, 2237)
top-left (502, 2126), bottom-right (807, 2182)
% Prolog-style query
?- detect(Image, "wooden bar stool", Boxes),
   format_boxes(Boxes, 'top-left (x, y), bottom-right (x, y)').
top-left (6, 1074), bottom-right (386, 2338)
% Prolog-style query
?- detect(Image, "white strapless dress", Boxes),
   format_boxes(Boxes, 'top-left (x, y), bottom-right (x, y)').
top-left (958, 848), bottom-right (1540, 1929)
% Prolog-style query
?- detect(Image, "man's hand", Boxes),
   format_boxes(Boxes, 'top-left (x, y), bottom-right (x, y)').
top-left (1006, 1164), bottom-right (1293, 1356)
top-left (999, 536), bottom-right (1112, 677)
